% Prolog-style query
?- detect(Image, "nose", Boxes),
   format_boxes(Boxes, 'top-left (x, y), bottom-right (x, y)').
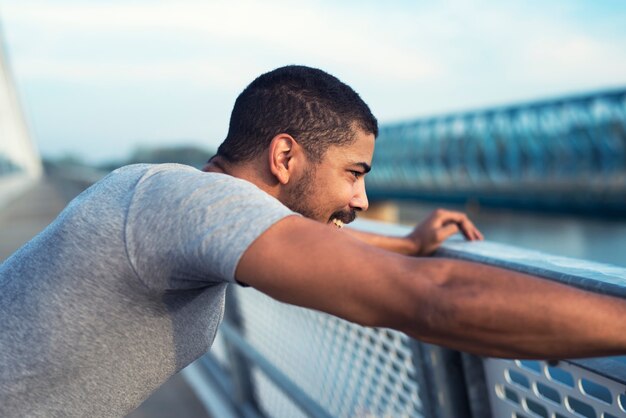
top-left (350, 181), bottom-right (369, 212)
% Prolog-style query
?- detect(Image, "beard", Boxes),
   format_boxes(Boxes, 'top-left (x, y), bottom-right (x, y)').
top-left (282, 166), bottom-right (356, 225)
top-left (282, 166), bottom-right (321, 220)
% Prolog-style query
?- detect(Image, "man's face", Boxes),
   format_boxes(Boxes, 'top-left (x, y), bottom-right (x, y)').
top-left (283, 129), bottom-right (375, 226)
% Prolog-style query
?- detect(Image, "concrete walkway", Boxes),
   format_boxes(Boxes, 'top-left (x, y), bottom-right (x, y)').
top-left (0, 177), bottom-right (210, 418)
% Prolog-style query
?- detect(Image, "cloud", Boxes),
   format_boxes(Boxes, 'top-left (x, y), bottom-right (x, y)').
top-left (1, 0), bottom-right (442, 85)
top-left (521, 34), bottom-right (626, 86)
top-left (4, 0), bottom-right (626, 92)
top-left (1, 0), bottom-right (626, 160)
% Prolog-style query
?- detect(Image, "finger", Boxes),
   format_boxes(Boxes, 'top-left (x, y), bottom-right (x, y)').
top-left (431, 209), bottom-right (484, 241)
top-left (437, 223), bottom-right (460, 242)
top-left (465, 220), bottom-right (484, 240)
top-left (460, 219), bottom-right (482, 241)
top-left (460, 221), bottom-right (475, 240)
top-left (438, 211), bottom-right (481, 241)
top-left (442, 216), bottom-right (473, 240)
top-left (430, 209), bottom-right (464, 227)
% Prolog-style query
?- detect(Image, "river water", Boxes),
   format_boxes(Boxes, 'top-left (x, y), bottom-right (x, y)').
top-left (391, 202), bottom-right (626, 268)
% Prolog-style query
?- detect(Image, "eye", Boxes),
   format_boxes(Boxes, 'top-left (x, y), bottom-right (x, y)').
top-left (349, 170), bottom-right (363, 179)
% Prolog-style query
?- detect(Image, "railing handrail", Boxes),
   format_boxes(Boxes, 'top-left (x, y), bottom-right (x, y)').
top-left (354, 218), bottom-right (626, 298)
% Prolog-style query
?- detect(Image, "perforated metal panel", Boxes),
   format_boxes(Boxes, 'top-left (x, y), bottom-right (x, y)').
top-left (233, 286), bottom-right (424, 418)
top-left (484, 358), bottom-right (626, 418)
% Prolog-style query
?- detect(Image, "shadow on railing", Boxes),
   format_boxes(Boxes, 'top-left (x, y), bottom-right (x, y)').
top-left (182, 219), bottom-right (626, 418)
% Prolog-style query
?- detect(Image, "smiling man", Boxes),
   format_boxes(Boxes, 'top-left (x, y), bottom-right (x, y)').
top-left (2, 65), bottom-right (626, 418)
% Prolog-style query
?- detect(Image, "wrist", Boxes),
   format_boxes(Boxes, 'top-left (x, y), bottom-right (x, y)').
top-left (399, 236), bottom-right (420, 256)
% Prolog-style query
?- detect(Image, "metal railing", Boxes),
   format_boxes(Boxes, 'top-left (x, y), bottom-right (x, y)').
top-left (367, 89), bottom-right (626, 215)
top-left (182, 219), bottom-right (626, 418)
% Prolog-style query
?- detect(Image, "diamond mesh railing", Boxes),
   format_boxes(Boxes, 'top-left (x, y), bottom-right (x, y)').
top-left (183, 219), bottom-right (626, 418)
top-left (235, 287), bottom-right (423, 418)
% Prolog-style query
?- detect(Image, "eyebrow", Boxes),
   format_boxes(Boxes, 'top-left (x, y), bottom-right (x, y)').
top-left (353, 162), bottom-right (372, 173)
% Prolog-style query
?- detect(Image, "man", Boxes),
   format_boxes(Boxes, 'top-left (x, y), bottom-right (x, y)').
top-left (1, 65), bottom-right (625, 417)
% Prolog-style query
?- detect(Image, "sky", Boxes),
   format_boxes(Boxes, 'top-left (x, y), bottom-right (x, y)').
top-left (1, 0), bottom-right (626, 164)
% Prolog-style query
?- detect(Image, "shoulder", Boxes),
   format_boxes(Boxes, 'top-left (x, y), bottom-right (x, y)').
top-left (125, 163), bottom-right (293, 215)
top-left (135, 164), bottom-right (274, 200)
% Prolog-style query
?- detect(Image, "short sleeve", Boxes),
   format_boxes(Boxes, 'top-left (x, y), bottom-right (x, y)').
top-left (125, 164), bottom-right (295, 291)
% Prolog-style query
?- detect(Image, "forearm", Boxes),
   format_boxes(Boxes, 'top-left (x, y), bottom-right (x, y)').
top-left (344, 227), bottom-right (417, 256)
top-left (343, 207), bottom-right (482, 256)
top-left (400, 258), bottom-right (626, 359)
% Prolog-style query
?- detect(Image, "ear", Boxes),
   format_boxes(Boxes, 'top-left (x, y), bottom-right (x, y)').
top-left (268, 134), bottom-right (302, 184)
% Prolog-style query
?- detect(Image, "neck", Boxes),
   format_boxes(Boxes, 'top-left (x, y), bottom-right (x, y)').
top-left (202, 155), bottom-right (280, 198)
top-left (202, 156), bottom-right (229, 175)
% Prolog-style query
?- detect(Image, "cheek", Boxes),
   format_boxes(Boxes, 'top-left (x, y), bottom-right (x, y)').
top-left (318, 174), bottom-right (354, 208)
top-left (334, 183), bottom-right (356, 205)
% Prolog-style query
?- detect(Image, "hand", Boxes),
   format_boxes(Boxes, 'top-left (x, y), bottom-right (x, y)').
top-left (408, 209), bottom-right (483, 256)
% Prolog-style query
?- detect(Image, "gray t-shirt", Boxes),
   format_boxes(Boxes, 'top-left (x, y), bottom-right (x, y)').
top-left (0, 164), bottom-right (294, 417)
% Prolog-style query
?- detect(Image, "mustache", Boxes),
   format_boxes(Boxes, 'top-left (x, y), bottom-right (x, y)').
top-left (330, 209), bottom-right (357, 224)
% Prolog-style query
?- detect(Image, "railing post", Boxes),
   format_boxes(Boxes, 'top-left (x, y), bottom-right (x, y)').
top-left (222, 286), bottom-right (261, 415)
top-left (461, 353), bottom-right (492, 418)
top-left (410, 340), bottom-right (473, 418)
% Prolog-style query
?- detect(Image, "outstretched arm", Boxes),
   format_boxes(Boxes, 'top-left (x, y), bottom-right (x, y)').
top-left (344, 209), bottom-right (483, 256)
top-left (237, 215), bottom-right (626, 359)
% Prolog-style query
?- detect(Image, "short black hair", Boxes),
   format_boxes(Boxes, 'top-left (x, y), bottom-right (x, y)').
top-left (216, 65), bottom-right (378, 163)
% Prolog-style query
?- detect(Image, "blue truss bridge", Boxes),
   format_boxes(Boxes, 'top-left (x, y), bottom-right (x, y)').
top-left (368, 88), bottom-right (626, 217)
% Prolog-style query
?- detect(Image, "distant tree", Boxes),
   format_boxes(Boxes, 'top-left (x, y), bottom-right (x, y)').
top-left (98, 144), bottom-right (216, 172)
top-left (128, 145), bottom-right (215, 168)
